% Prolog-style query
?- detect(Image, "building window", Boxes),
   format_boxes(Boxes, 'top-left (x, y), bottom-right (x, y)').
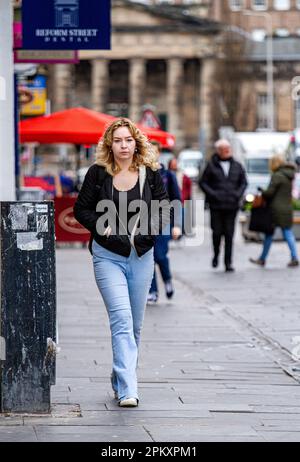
top-left (274, 0), bottom-right (290, 10)
top-left (275, 28), bottom-right (290, 37)
top-left (229, 0), bottom-right (245, 10)
top-left (252, 28), bottom-right (267, 41)
top-left (252, 0), bottom-right (268, 10)
top-left (257, 93), bottom-right (269, 130)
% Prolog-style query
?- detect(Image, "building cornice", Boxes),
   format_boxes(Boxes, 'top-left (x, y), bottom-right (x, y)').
top-left (113, 0), bottom-right (221, 34)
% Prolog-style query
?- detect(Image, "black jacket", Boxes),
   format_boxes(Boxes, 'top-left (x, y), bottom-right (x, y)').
top-left (199, 154), bottom-right (247, 210)
top-left (73, 164), bottom-right (171, 257)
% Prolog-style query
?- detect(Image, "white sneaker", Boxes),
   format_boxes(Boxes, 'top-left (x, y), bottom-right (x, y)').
top-left (119, 397), bottom-right (138, 407)
top-left (147, 292), bottom-right (158, 305)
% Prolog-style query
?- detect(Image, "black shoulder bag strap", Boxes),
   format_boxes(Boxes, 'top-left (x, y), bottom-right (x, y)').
top-left (146, 167), bottom-right (156, 197)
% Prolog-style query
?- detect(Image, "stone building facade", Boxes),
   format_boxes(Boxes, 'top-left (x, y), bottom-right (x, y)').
top-left (211, 0), bottom-right (300, 38)
top-left (139, 1), bottom-right (300, 134)
top-left (48, 0), bottom-right (221, 152)
top-left (42, 0), bottom-right (300, 152)
top-left (149, 0), bottom-right (300, 36)
top-left (210, 0), bottom-right (300, 132)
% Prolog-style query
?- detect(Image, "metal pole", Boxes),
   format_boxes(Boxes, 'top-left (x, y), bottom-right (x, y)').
top-left (0, 1), bottom-right (16, 200)
top-left (14, 73), bottom-right (20, 197)
top-left (265, 15), bottom-right (275, 131)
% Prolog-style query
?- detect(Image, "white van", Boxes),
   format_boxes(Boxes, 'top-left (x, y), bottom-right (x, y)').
top-left (177, 149), bottom-right (203, 182)
top-left (232, 132), bottom-right (290, 203)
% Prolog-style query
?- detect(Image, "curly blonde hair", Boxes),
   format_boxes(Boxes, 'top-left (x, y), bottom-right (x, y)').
top-left (95, 118), bottom-right (159, 176)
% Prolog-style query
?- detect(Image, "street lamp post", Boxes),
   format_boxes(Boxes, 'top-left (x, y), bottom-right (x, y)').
top-left (243, 10), bottom-right (275, 132)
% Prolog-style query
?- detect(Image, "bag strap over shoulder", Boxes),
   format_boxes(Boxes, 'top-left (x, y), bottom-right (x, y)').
top-left (129, 165), bottom-right (146, 249)
top-left (139, 165), bottom-right (146, 195)
top-left (146, 167), bottom-right (156, 196)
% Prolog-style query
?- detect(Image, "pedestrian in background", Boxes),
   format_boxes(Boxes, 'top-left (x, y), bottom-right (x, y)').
top-left (74, 118), bottom-right (171, 407)
top-left (147, 142), bottom-right (182, 304)
top-left (199, 139), bottom-right (247, 272)
top-left (169, 157), bottom-right (193, 238)
top-left (169, 157), bottom-right (192, 204)
top-left (250, 154), bottom-right (299, 268)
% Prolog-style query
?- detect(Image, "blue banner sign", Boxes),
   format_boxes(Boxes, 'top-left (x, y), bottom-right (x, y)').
top-left (22, 0), bottom-right (111, 50)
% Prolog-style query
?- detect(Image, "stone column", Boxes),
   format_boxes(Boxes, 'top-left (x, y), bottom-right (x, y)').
top-left (52, 64), bottom-right (73, 112)
top-left (167, 57), bottom-right (184, 150)
top-left (129, 58), bottom-right (146, 122)
top-left (199, 58), bottom-right (216, 156)
top-left (91, 59), bottom-right (109, 113)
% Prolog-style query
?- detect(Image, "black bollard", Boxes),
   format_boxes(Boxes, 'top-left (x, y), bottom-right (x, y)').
top-left (0, 201), bottom-right (56, 413)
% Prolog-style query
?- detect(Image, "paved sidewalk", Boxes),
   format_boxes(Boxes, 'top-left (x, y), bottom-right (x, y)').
top-left (1, 206), bottom-right (300, 442)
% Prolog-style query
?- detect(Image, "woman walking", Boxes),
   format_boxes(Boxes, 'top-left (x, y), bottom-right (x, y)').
top-left (147, 143), bottom-right (182, 304)
top-left (250, 155), bottom-right (299, 268)
top-left (74, 118), bottom-right (171, 407)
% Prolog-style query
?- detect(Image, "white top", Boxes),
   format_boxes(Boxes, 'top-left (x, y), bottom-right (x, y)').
top-left (219, 160), bottom-right (231, 177)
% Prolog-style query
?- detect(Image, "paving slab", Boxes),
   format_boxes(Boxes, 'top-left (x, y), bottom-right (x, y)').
top-left (0, 427), bottom-right (38, 442)
top-left (2, 200), bottom-right (300, 443)
top-left (34, 425), bottom-right (152, 442)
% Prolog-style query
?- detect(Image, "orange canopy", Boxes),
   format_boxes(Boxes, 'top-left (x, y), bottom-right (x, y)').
top-left (19, 107), bottom-right (175, 149)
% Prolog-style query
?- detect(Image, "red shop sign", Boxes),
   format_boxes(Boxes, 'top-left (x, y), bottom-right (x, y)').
top-left (55, 195), bottom-right (90, 243)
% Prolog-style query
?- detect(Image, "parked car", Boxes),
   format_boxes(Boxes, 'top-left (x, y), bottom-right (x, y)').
top-left (177, 149), bottom-right (203, 182)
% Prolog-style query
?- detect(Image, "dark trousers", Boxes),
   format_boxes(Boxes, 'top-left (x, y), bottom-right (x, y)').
top-left (210, 209), bottom-right (238, 267)
top-left (150, 235), bottom-right (172, 294)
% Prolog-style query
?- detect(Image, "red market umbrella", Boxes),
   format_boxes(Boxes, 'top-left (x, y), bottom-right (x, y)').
top-left (136, 125), bottom-right (175, 150)
top-left (19, 107), bottom-right (175, 149)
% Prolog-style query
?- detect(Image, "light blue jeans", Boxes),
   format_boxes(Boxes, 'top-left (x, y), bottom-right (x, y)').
top-left (260, 228), bottom-right (299, 261)
top-left (92, 240), bottom-right (154, 401)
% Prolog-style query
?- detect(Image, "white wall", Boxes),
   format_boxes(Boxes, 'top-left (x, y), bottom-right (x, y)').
top-left (0, 1), bottom-right (16, 201)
